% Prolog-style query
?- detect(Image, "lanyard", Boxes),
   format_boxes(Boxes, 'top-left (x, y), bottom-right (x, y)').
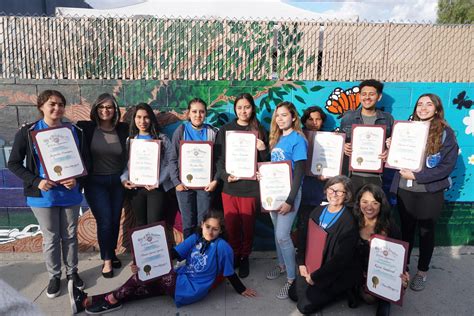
top-left (319, 206), bottom-right (345, 230)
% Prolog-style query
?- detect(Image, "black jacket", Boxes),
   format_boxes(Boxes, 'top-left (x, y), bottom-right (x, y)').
top-left (8, 121), bottom-right (90, 197)
top-left (76, 120), bottom-right (129, 174)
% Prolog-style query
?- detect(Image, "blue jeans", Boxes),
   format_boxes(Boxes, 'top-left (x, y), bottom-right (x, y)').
top-left (269, 189), bottom-right (302, 281)
top-left (176, 189), bottom-right (211, 238)
top-left (84, 174), bottom-right (125, 260)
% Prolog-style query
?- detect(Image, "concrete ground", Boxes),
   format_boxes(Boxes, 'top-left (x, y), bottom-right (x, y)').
top-left (0, 247), bottom-right (473, 316)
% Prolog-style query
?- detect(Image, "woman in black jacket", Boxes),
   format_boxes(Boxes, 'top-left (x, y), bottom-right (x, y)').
top-left (289, 175), bottom-right (359, 314)
top-left (77, 93), bottom-right (129, 278)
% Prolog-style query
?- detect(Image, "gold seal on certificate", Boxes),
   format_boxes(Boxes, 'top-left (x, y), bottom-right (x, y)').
top-left (258, 161), bottom-right (292, 212)
top-left (225, 131), bottom-right (257, 179)
top-left (350, 124), bottom-right (386, 173)
top-left (309, 131), bottom-right (345, 177)
top-left (130, 222), bottom-right (172, 282)
top-left (31, 126), bottom-right (87, 182)
top-left (129, 139), bottom-right (161, 187)
top-left (366, 235), bottom-right (409, 305)
top-left (180, 141), bottom-right (213, 189)
top-left (386, 121), bottom-right (430, 172)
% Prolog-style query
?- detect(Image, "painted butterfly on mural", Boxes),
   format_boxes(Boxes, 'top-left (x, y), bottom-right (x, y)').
top-left (453, 91), bottom-right (472, 110)
top-left (325, 86), bottom-right (360, 118)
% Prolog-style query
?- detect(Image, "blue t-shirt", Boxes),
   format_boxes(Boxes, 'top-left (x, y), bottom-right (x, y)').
top-left (27, 120), bottom-right (83, 208)
top-left (174, 234), bottom-right (234, 307)
top-left (271, 130), bottom-right (308, 169)
top-left (136, 134), bottom-right (153, 140)
top-left (318, 206), bottom-right (345, 230)
top-left (183, 122), bottom-right (208, 141)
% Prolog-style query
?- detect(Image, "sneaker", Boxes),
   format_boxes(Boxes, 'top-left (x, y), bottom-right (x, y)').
top-left (238, 257), bottom-right (250, 278)
top-left (46, 277), bottom-right (61, 299)
top-left (276, 281), bottom-right (292, 299)
top-left (67, 273), bottom-right (85, 290)
top-left (68, 279), bottom-right (87, 314)
top-left (410, 273), bottom-right (427, 291)
top-left (266, 265), bottom-right (286, 280)
top-left (85, 299), bottom-right (122, 315)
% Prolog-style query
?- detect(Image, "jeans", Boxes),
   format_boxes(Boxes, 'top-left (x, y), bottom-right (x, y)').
top-left (31, 205), bottom-right (80, 279)
top-left (269, 189), bottom-right (301, 280)
top-left (176, 189), bottom-right (211, 238)
top-left (84, 174), bottom-right (125, 260)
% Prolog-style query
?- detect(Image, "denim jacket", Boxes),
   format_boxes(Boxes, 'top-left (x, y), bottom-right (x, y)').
top-left (340, 107), bottom-right (394, 142)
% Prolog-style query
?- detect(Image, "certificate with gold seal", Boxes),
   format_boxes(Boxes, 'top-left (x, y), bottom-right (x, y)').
top-left (31, 125), bottom-right (87, 182)
top-left (179, 141), bottom-right (213, 189)
top-left (386, 121), bottom-right (430, 172)
top-left (129, 139), bottom-right (161, 187)
top-left (310, 131), bottom-right (345, 177)
top-left (350, 124), bottom-right (386, 173)
top-left (130, 222), bottom-right (172, 282)
top-left (258, 161), bottom-right (292, 212)
top-left (225, 131), bottom-right (257, 180)
top-left (366, 235), bottom-right (409, 305)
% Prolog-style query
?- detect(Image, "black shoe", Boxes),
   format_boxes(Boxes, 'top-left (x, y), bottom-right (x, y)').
top-left (111, 256), bottom-right (122, 269)
top-left (68, 279), bottom-right (87, 314)
top-left (234, 256), bottom-right (241, 269)
top-left (347, 287), bottom-right (359, 309)
top-left (238, 256), bottom-right (249, 278)
top-left (67, 272), bottom-right (85, 290)
top-left (85, 299), bottom-right (122, 315)
top-left (101, 264), bottom-right (114, 278)
top-left (46, 277), bottom-right (61, 299)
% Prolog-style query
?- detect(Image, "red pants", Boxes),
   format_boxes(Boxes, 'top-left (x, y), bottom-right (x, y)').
top-left (221, 192), bottom-right (257, 258)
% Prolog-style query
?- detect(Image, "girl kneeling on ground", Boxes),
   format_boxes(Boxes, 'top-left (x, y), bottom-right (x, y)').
top-left (68, 210), bottom-right (257, 314)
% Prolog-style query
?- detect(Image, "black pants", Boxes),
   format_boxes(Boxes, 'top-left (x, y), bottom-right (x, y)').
top-left (350, 174), bottom-right (382, 196)
top-left (397, 189), bottom-right (444, 272)
top-left (130, 187), bottom-right (166, 227)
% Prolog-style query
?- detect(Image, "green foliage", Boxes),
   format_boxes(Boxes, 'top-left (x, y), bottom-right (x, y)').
top-left (437, 0), bottom-right (474, 24)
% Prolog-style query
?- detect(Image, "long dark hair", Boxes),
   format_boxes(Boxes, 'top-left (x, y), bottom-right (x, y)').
top-left (90, 93), bottom-right (121, 126)
top-left (196, 209), bottom-right (227, 241)
top-left (411, 93), bottom-right (447, 155)
top-left (129, 103), bottom-right (160, 139)
top-left (233, 93), bottom-right (263, 138)
top-left (353, 184), bottom-right (392, 235)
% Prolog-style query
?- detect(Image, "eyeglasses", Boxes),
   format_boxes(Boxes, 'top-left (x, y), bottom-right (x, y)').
top-left (98, 105), bottom-right (114, 110)
top-left (327, 187), bottom-right (346, 197)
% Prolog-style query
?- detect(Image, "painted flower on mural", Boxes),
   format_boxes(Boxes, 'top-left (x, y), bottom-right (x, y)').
top-left (462, 110), bottom-right (474, 135)
top-left (467, 155), bottom-right (474, 165)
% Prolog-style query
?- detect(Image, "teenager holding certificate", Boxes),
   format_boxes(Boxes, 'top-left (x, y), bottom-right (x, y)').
top-left (215, 93), bottom-right (269, 278)
top-left (77, 93), bottom-right (129, 278)
top-left (121, 103), bottom-right (173, 227)
top-left (351, 184), bottom-right (409, 316)
top-left (68, 211), bottom-right (257, 314)
top-left (289, 176), bottom-right (359, 314)
top-left (390, 94), bottom-right (458, 292)
top-left (340, 80), bottom-right (394, 194)
top-left (263, 101), bottom-right (307, 299)
top-left (169, 98), bottom-right (219, 238)
top-left (8, 90), bottom-right (88, 298)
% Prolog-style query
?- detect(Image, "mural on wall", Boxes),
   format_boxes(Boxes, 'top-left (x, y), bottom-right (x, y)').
top-left (0, 80), bottom-right (473, 247)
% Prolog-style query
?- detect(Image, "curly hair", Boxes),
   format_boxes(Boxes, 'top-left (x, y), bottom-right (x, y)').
top-left (353, 184), bottom-right (392, 235)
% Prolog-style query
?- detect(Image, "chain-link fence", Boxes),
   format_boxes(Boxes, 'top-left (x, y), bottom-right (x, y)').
top-left (0, 15), bottom-right (472, 82)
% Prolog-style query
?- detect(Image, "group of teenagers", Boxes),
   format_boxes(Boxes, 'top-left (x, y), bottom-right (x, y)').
top-left (7, 79), bottom-right (458, 315)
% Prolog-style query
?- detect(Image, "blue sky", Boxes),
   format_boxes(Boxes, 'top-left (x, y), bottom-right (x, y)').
top-left (285, 0), bottom-right (438, 22)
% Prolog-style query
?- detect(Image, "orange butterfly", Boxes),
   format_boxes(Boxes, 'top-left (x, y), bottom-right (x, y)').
top-left (325, 86), bottom-right (360, 118)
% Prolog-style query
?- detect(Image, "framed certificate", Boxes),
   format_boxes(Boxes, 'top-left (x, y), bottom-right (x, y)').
top-left (350, 124), bottom-right (386, 173)
top-left (366, 234), bottom-right (409, 305)
top-left (386, 121), bottom-right (430, 172)
top-left (309, 131), bottom-right (345, 177)
top-left (179, 141), bottom-right (213, 189)
top-left (31, 126), bottom-right (87, 182)
top-left (258, 161), bottom-right (292, 212)
top-left (129, 139), bottom-right (160, 187)
top-left (225, 131), bottom-right (257, 180)
top-left (130, 222), bottom-right (172, 283)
